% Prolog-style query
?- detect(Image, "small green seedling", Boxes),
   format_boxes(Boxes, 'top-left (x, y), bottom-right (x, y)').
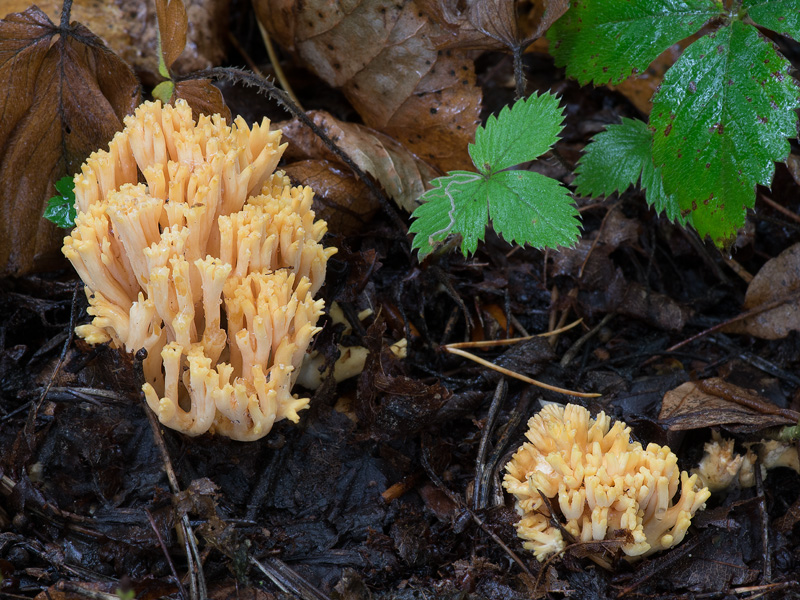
top-left (43, 176), bottom-right (77, 228)
top-left (410, 92), bottom-right (581, 259)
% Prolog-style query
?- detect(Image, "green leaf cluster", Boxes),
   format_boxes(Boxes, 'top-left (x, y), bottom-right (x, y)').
top-left (43, 176), bottom-right (77, 229)
top-left (551, 0), bottom-right (800, 246)
top-left (410, 92), bottom-right (581, 258)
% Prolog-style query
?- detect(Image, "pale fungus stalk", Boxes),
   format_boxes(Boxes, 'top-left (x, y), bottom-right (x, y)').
top-left (63, 100), bottom-right (336, 441)
top-left (503, 403), bottom-right (711, 561)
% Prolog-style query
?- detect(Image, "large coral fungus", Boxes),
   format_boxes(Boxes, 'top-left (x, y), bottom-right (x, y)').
top-left (62, 100), bottom-right (336, 441)
top-left (503, 403), bottom-right (710, 561)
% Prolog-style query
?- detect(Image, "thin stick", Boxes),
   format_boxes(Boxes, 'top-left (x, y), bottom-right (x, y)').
top-left (25, 283), bottom-right (81, 440)
top-left (472, 380), bottom-right (506, 511)
top-left (146, 509), bottom-right (188, 600)
top-left (445, 346), bottom-right (600, 398)
top-left (655, 288), bottom-right (800, 359)
top-left (257, 20), bottom-right (303, 110)
top-left (444, 319), bottom-right (583, 349)
top-left (560, 313), bottom-right (614, 367)
top-left (759, 192), bottom-right (800, 225)
top-left (420, 442), bottom-right (535, 579)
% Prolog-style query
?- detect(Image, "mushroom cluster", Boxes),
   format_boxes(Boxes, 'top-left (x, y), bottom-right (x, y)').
top-left (62, 100), bottom-right (336, 440)
top-left (503, 403), bottom-right (710, 561)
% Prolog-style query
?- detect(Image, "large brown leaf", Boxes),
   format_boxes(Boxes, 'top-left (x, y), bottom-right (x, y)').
top-left (280, 110), bottom-right (439, 213)
top-left (254, 0), bottom-right (481, 173)
top-left (0, 0), bottom-right (229, 79)
top-left (0, 6), bottom-right (140, 275)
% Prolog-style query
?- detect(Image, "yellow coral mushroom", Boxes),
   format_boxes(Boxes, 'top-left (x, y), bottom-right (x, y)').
top-left (62, 100), bottom-right (336, 441)
top-left (503, 403), bottom-right (710, 561)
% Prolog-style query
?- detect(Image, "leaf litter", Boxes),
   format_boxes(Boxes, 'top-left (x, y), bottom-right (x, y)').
top-left (2, 1), bottom-right (800, 599)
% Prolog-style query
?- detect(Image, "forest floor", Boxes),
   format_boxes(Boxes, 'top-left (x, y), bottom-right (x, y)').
top-left (2, 1), bottom-right (800, 599)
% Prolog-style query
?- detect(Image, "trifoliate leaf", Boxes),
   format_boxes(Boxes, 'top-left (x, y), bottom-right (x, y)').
top-left (651, 21), bottom-right (800, 245)
top-left (469, 91), bottom-right (565, 174)
top-left (574, 118), bottom-right (683, 223)
top-left (547, 0), bottom-right (722, 85)
top-left (744, 0), bottom-right (800, 42)
top-left (410, 172), bottom-right (488, 257)
top-left (43, 176), bottom-right (77, 229)
top-left (488, 171), bottom-right (580, 249)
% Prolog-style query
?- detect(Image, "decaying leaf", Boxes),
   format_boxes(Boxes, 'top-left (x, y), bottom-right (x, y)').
top-left (279, 110), bottom-right (439, 213)
top-left (254, 0), bottom-right (481, 173)
top-left (282, 160), bottom-right (381, 235)
top-left (0, 0), bottom-right (229, 79)
top-left (0, 6), bottom-right (140, 275)
top-left (723, 242), bottom-right (800, 340)
top-left (467, 0), bottom-right (569, 50)
top-left (153, 0), bottom-right (230, 120)
top-left (660, 380), bottom-right (794, 433)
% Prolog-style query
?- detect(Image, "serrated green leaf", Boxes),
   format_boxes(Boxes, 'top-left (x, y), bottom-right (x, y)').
top-left (43, 176), bottom-right (77, 229)
top-left (574, 118), bottom-right (684, 223)
top-left (651, 22), bottom-right (799, 245)
top-left (488, 171), bottom-right (580, 249)
top-left (410, 172), bottom-right (488, 258)
top-left (469, 92), bottom-right (565, 174)
top-left (547, 0), bottom-right (722, 85)
top-left (744, 1), bottom-right (800, 42)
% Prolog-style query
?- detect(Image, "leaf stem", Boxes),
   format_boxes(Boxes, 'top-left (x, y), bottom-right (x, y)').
top-left (60, 0), bottom-right (73, 29)
top-left (512, 45), bottom-right (526, 100)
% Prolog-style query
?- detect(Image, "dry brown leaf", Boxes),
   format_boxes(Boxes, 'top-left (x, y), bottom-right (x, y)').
top-left (0, 0), bottom-right (229, 79)
top-left (254, 0), bottom-right (481, 173)
top-left (155, 0), bottom-right (188, 71)
top-left (283, 159), bottom-right (380, 235)
top-left (723, 242), bottom-right (800, 340)
top-left (280, 110), bottom-right (439, 213)
top-left (660, 380), bottom-right (793, 432)
top-left (420, 0), bottom-right (568, 51)
top-left (172, 78), bottom-right (231, 122)
top-left (0, 6), bottom-right (140, 275)
top-left (469, 0), bottom-right (568, 50)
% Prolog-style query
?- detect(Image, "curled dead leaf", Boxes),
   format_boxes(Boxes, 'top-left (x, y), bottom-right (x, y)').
top-left (254, 0), bottom-right (481, 172)
top-left (0, 6), bottom-right (140, 275)
top-left (280, 110), bottom-right (439, 213)
top-left (660, 380), bottom-right (794, 433)
top-left (723, 242), bottom-right (800, 339)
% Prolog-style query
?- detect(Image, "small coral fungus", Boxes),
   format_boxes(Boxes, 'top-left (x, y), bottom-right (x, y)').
top-left (503, 403), bottom-right (710, 561)
top-left (62, 100), bottom-right (336, 440)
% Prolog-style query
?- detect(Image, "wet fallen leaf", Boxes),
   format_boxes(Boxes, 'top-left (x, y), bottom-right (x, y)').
top-left (254, 0), bottom-right (481, 173)
top-left (282, 159), bottom-right (380, 235)
top-left (280, 110), bottom-right (439, 213)
top-left (660, 380), bottom-right (794, 433)
top-left (0, 0), bottom-right (229, 80)
top-left (723, 242), bottom-right (800, 339)
top-left (467, 0), bottom-right (569, 51)
top-left (0, 6), bottom-right (140, 275)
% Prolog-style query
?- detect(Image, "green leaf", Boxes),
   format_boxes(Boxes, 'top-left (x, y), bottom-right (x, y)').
top-left (574, 118), bottom-right (684, 223)
top-left (469, 92), bottom-right (565, 174)
top-left (152, 80), bottom-right (175, 104)
top-left (547, 0), bottom-right (722, 85)
top-left (651, 21), bottom-right (800, 245)
top-left (744, 0), bottom-right (800, 42)
top-left (43, 176), bottom-right (77, 228)
top-left (410, 172), bottom-right (488, 257)
top-left (488, 171), bottom-right (581, 249)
